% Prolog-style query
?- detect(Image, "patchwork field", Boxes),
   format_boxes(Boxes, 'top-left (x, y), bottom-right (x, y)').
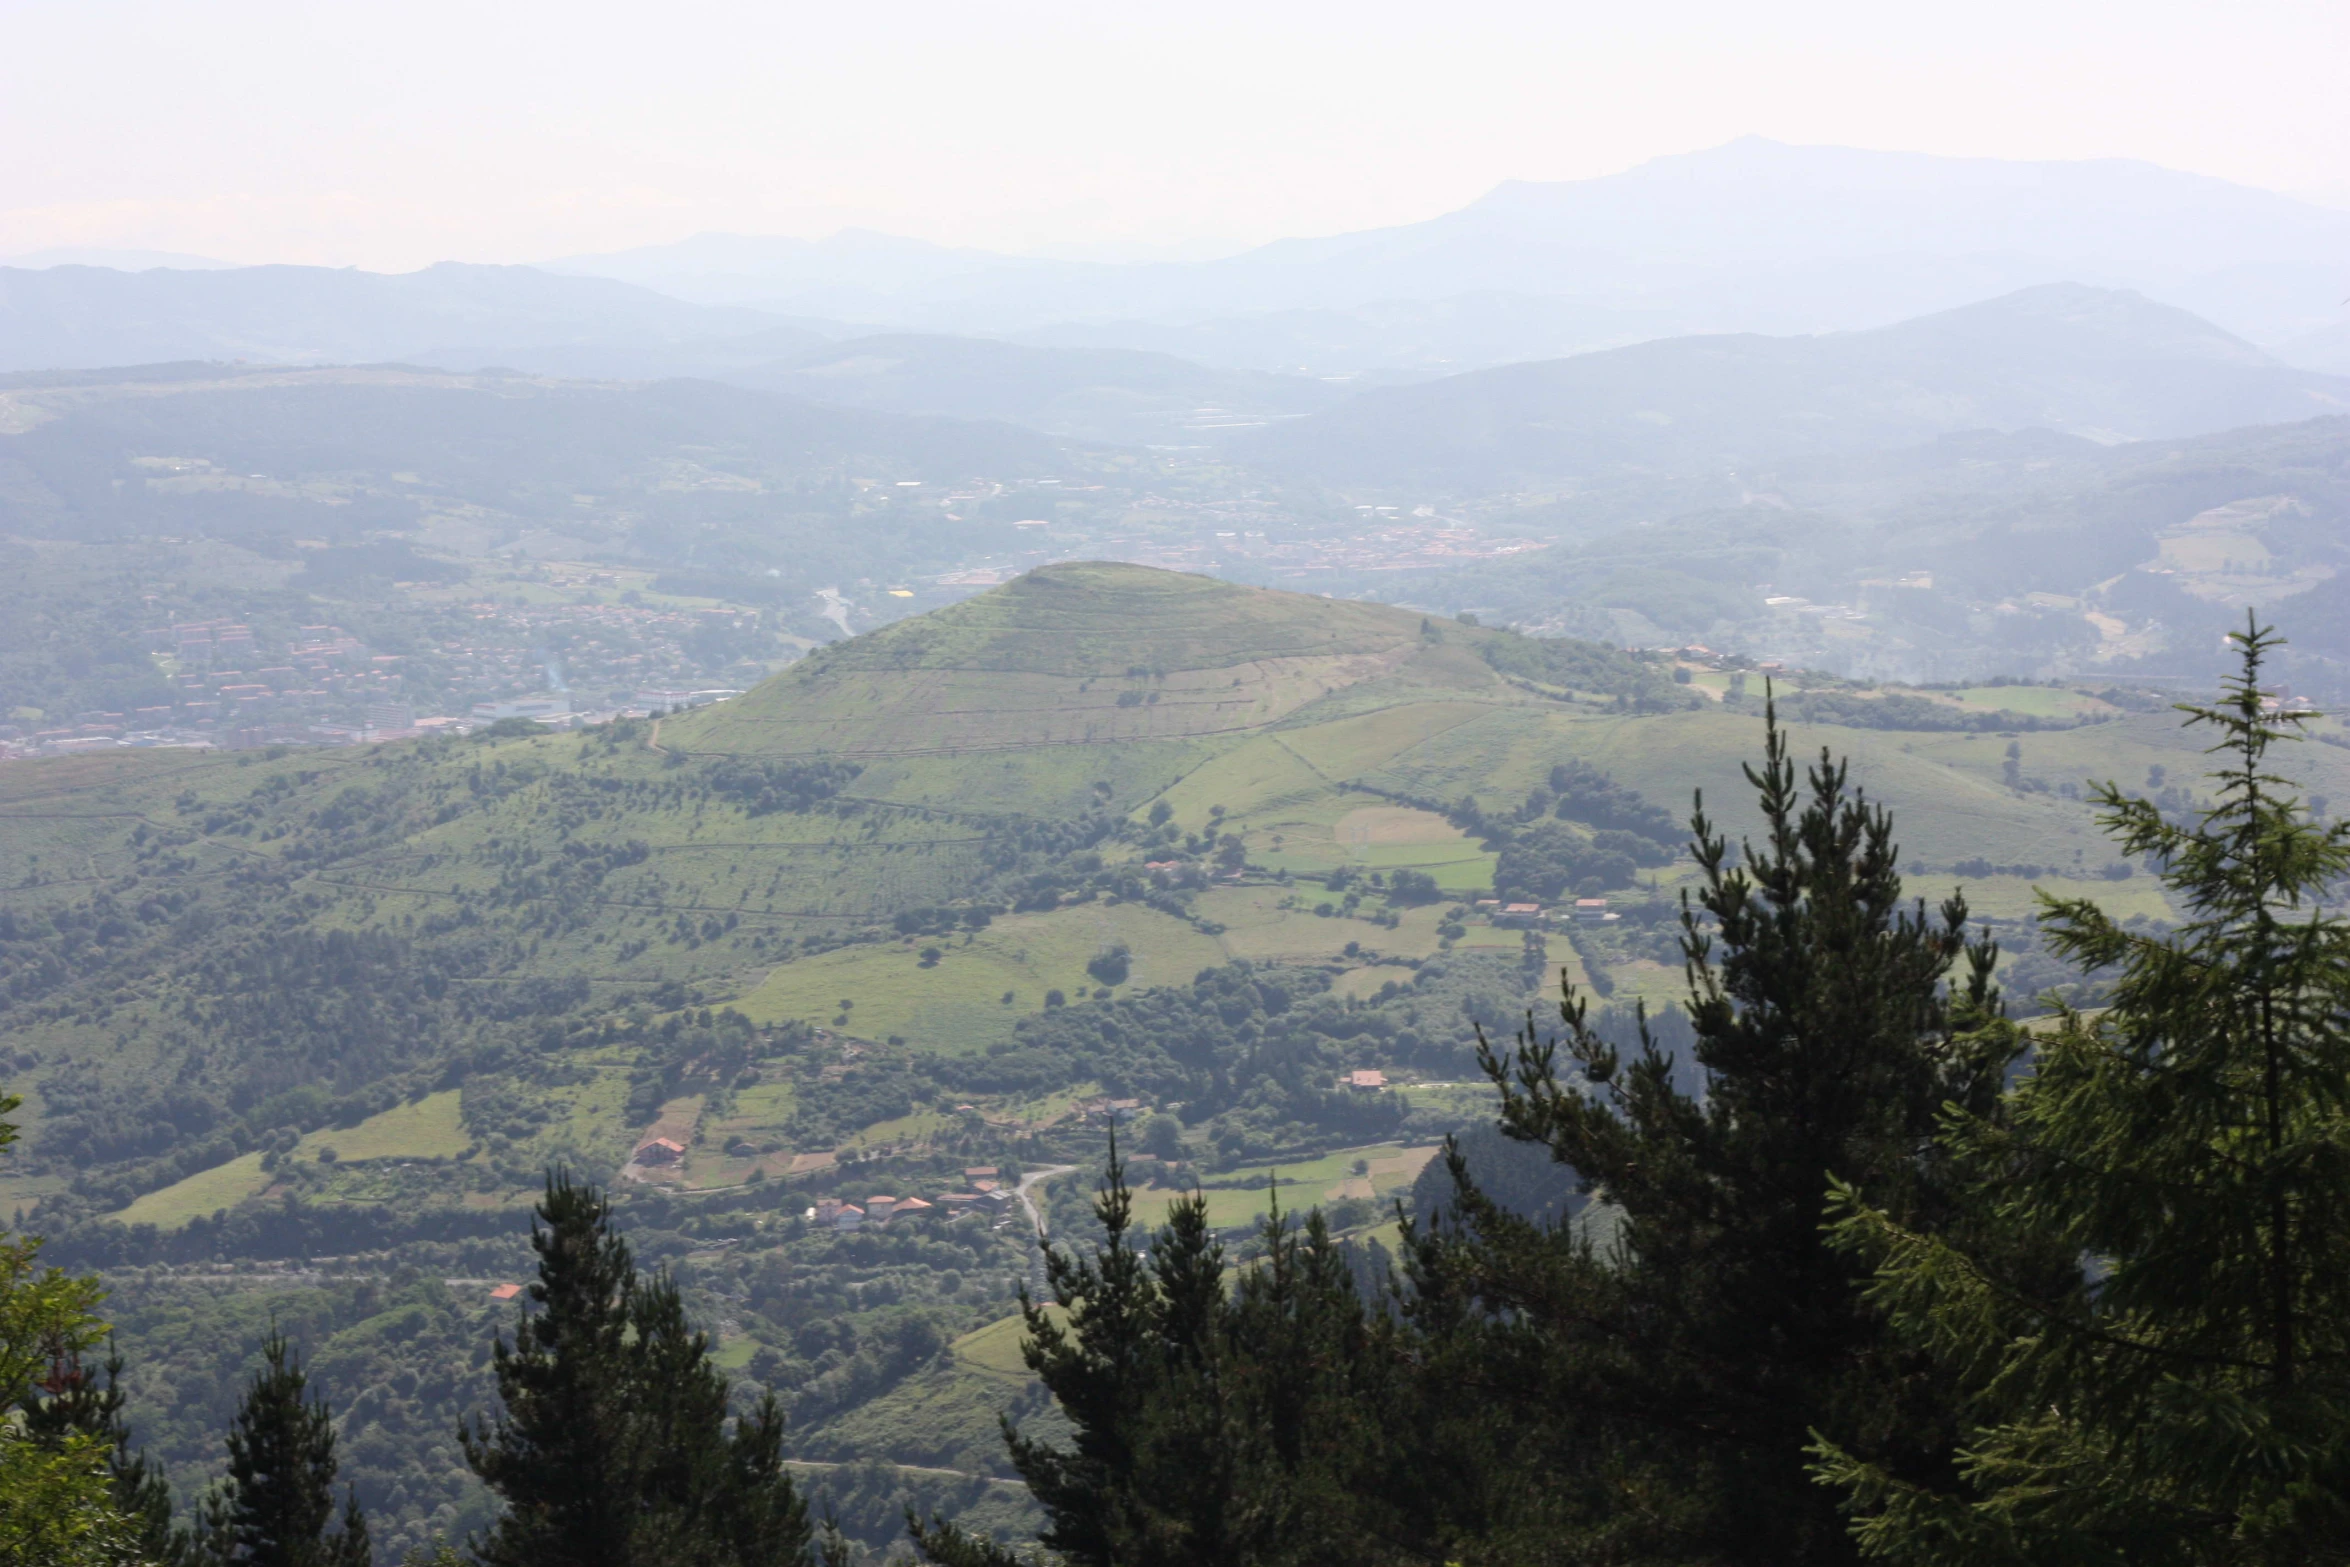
top-left (1175, 1142), bottom-right (1442, 1234)
top-left (14, 561), bottom-right (2340, 1267)
top-left (729, 902), bottom-right (1230, 1050)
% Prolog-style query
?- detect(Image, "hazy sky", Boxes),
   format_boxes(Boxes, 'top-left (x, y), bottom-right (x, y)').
top-left (5, 0), bottom-right (2346, 270)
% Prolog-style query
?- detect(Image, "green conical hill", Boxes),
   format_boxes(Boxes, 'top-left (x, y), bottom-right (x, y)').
top-left (664, 562), bottom-right (1512, 760)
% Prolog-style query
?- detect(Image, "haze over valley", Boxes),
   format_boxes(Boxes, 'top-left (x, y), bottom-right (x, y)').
top-left (6, 8), bottom-right (2350, 1559)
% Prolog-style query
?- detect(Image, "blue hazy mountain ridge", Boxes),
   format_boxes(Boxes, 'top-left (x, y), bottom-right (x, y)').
top-left (543, 139), bottom-right (2350, 359)
top-left (1230, 285), bottom-right (2350, 489)
top-left (0, 261), bottom-right (795, 373)
top-left (716, 332), bottom-right (1347, 442)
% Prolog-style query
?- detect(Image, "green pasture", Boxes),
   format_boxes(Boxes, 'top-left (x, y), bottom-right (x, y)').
top-left (116, 1091), bottom-right (479, 1228)
top-left (1945, 685), bottom-right (2119, 718)
top-left (1175, 1142), bottom-right (1440, 1234)
top-left (302, 1090), bottom-right (468, 1162)
top-left (1193, 885), bottom-right (1438, 964)
top-left (115, 1153), bottom-right (274, 1229)
top-left (729, 901), bottom-right (1227, 1051)
top-left (953, 1305), bottom-right (1066, 1377)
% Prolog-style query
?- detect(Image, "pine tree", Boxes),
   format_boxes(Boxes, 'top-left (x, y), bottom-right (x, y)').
top-left (1409, 700), bottom-right (2019, 1564)
top-left (192, 1329), bottom-right (371, 1567)
top-left (464, 1172), bottom-right (640, 1567)
top-left (463, 1169), bottom-right (817, 1567)
top-left (24, 1345), bottom-right (185, 1564)
top-left (912, 1144), bottom-right (1418, 1567)
top-left (1815, 617), bottom-right (2350, 1565)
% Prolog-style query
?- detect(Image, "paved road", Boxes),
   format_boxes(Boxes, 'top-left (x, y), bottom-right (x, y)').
top-left (1014, 1164), bottom-right (1077, 1298)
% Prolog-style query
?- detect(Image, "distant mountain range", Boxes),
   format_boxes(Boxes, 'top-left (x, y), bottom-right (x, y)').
top-left (545, 139), bottom-right (2350, 368)
top-left (9, 140), bottom-right (2346, 384)
top-left (1232, 285), bottom-right (2350, 490)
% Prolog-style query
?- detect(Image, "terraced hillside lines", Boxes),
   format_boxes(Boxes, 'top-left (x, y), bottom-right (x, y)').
top-left (663, 562), bottom-right (1526, 763)
top-left (1272, 700), bottom-right (1502, 781)
top-left (1147, 734), bottom-right (1327, 823)
top-left (845, 740), bottom-right (1221, 820)
top-left (812, 562), bottom-right (1432, 676)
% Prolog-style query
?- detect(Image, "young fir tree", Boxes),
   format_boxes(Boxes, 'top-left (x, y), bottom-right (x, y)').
top-left (464, 1171), bottom-right (639, 1567)
top-left (24, 1345), bottom-right (185, 1565)
top-left (463, 1169), bottom-right (817, 1567)
top-left (190, 1329), bottom-right (371, 1567)
top-left (1814, 618), bottom-right (2350, 1565)
top-left (912, 1145), bottom-right (1417, 1567)
top-left (1409, 702), bottom-right (2021, 1564)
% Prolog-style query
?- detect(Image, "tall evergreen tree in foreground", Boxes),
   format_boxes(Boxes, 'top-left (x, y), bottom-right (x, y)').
top-left (1815, 618), bottom-right (2350, 1565)
top-left (463, 1169), bottom-right (817, 1567)
top-left (1409, 701), bottom-right (2026, 1564)
top-left (189, 1329), bottom-right (371, 1567)
top-left (912, 1144), bottom-right (1416, 1567)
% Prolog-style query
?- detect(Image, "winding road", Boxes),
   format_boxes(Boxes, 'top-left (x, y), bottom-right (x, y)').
top-left (1013, 1164), bottom-right (1077, 1297)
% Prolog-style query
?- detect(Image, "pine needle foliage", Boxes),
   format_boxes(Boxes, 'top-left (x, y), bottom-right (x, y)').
top-left (189, 1329), bottom-right (372, 1567)
top-left (912, 1144), bottom-right (1420, 1567)
top-left (1412, 697), bottom-right (2018, 1564)
top-left (461, 1169), bottom-right (818, 1567)
top-left (1814, 617), bottom-right (2350, 1565)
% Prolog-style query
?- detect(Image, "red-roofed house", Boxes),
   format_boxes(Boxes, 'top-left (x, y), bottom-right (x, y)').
top-left (635, 1137), bottom-right (686, 1166)
top-left (1347, 1069), bottom-right (1388, 1090)
top-left (488, 1283), bottom-right (523, 1302)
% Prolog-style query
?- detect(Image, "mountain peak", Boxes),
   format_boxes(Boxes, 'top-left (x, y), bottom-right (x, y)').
top-left (663, 563), bottom-right (1510, 760)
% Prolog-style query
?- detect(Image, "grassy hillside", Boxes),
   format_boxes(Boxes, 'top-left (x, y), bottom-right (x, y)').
top-left (6, 560), bottom-right (2338, 1549)
top-left (11, 562), bottom-right (2341, 1230)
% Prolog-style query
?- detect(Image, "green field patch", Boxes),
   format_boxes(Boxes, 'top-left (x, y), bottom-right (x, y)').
top-left (1173, 1142), bottom-right (1440, 1233)
top-left (1277, 702), bottom-right (1500, 780)
top-left (1899, 871), bottom-right (2177, 925)
top-left (116, 1153), bottom-right (274, 1229)
top-left (1194, 886), bottom-right (1432, 964)
top-left (710, 1336), bottom-right (762, 1372)
top-left (841, 1108), bottom-right (957, 1151)
top-left (953, 1306), bottom-right (1066, 1378)
top-left (1150, 734), bottom-right (1331, 825)
top-left (1944, 686), bottom-right (2118, 719)
top-left (1597, 958), bottom-right (1687, 1013)
top-left (730, 903), bottom-right (1226, 1051)
top-left (114, 1092), bottom-right (476, 1229)
top-left (299, 1091), bottom-right (468, 1163)
top-left (1447, 922), bottom-right (1526, 952)
top-left (1328, 805), bottom-right (1489, 882)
